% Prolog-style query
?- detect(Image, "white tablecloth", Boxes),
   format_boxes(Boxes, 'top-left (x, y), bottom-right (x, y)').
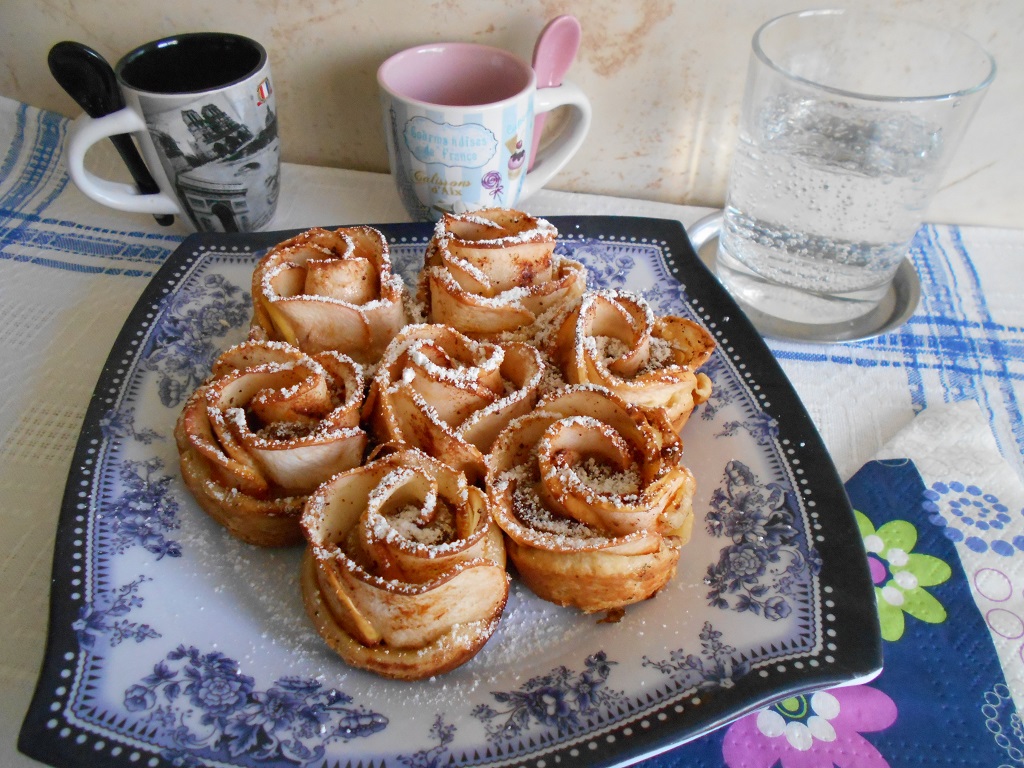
top-left (4, 94), bottom-right (1024, 767)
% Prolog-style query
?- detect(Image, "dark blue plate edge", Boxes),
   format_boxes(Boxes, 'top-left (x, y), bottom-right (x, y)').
top-left (18, 215), bottom-right (883, 768)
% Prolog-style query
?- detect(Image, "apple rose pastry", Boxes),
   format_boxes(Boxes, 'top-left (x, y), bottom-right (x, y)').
top-left (551, 290), bottom-right (715, 431)
top-left (364, 323), bottom-right (544, 483)
top-left (300, 447), bottom-right (509, 680)
top-left (419, 208), bottom-right (586, 340)
top-left (486, 386), bottom-right (696, 616)
top-left (175, 341), bottom-right (368, 546)
top-left (250, 226), bottom-right (407, 364)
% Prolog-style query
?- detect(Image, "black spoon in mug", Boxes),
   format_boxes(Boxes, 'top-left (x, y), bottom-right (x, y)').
top-left (48, 41), bottom-right (174, 226)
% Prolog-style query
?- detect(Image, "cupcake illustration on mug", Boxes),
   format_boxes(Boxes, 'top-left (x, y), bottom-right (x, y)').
top-left (506, 134), bottom-right (527, 177)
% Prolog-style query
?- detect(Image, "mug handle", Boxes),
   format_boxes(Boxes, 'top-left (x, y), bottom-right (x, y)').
top-left (66, 108), bottom-right (180, 214)
top-left (520, 80), bottom-right (591, 200)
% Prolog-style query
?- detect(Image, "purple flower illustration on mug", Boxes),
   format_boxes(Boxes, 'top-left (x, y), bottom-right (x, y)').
top-left (482, 171), bottom-right (504, 198)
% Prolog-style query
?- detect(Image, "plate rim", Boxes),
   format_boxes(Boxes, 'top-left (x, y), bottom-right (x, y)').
top-left (19, 214), bottom-right (883, 768)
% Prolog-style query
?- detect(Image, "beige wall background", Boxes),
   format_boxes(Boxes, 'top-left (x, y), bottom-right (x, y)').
top-left (1, 0), bottom-right (1020, 228)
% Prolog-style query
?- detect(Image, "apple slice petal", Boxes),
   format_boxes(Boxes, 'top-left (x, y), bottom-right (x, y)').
top-left (300, 448), bottom-right (508, 679)
top-left (420, 209), bottom-right (585, 340)
top-left (251, 225), bottom-right (408, 364)
top-left (552, 289), bottom-right (716, 430)
top-left (175, 341), bottom-right (368, 546)
top-left (369, 325), bottom-right (543, 482)
top-left (485, 386), bottom-right (696, 615)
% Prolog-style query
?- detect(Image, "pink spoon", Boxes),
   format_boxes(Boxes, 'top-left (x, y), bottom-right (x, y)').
top-left (529, 15), bottom-right (582, 171)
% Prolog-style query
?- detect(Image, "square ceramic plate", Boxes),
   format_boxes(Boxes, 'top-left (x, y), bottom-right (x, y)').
top-left (20, 216), bottom-right (881, 768)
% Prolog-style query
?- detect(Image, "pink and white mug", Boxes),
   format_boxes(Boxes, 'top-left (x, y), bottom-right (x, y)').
top-left (378, 42), bottom-right (591, 221)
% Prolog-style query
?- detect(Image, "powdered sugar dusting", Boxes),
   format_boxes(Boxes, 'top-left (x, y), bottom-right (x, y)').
top-left (174, 211), bottom-right (716, 693)
top-left (573, 456), bottom-right (641, 496)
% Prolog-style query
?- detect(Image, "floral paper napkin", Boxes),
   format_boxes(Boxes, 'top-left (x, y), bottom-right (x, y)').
top-left (872, 400), bottom-right (1024, 717)
top-left (643, 400), bottom-right (1024, 767)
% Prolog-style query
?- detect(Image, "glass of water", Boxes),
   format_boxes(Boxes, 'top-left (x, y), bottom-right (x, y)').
top-left (716, 9), bottom-right (995, 333)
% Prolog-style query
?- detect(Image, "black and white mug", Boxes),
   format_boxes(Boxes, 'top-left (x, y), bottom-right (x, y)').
top-left (67, 32), bottom-right (280, 233)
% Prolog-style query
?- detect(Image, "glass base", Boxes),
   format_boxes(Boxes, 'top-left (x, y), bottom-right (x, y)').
top-left (686, 213), bottom-right (920, 344)
top-left (715, 244), bottom-right (890, 325)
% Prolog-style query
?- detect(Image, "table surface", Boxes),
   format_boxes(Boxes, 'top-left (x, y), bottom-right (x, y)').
top-left (4, 94), bottom-right (1024, 767)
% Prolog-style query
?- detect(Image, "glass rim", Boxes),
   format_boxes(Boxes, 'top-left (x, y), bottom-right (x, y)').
top-left (752, 8), bottom-right (996, 103)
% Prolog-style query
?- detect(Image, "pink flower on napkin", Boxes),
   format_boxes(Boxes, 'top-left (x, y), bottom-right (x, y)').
top-left (722, 685), bottom-right (897, 768)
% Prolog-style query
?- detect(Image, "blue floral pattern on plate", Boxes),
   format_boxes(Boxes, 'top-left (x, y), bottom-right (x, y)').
top-left (642, 622), bottom-right (749, 693)
top-left (20, 217), bottom-right (880, 768)
top-left (472, 652), bottom-right (623, 742)
top-left (124, 646), bottom-right (388, 766)
top-left (704, 461), bottom-right (822, 620)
